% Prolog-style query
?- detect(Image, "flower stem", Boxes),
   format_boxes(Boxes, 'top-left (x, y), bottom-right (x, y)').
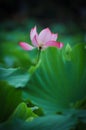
top-left (35, 49), bottom-right (41, 64)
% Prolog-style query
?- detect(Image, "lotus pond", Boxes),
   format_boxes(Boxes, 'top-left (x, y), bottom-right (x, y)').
top-left (0, 20), bottom-right (86, 130)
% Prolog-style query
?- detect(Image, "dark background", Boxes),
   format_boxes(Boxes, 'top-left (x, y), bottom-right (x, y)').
top-left (0, 0), bottom-right (86, 27)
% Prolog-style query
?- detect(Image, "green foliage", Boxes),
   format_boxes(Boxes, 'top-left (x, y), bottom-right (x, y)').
top-left (73, 98), bottom-right (86, 109)
top-left (0, 81), bottom-right (22, 122)
top-left (0, 21), bottom-right (86, 129)
top-left (0, 42), bottom-right (32, 68)
top-left (23, 44), bottom-right (86, 114)
top-left (0, 115), bottom-right (77, 130)
top-left (0, 67), bottom-right (30, 88)
top-left (0, 110), bottom-right (86, 130)
top-left (9, 102), bottom-right (37, 121)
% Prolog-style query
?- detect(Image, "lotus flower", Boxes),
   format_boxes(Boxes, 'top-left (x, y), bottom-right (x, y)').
top-left (19, 26), bottom-right (63, 51)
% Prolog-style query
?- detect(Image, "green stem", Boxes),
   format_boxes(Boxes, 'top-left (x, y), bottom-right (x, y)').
top-left (35, 49), bottom-right (41, 64)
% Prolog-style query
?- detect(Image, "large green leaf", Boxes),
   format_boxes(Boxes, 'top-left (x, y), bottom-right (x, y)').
top-left (1, 109), bottom-right (86, 130)
top-left (0, 114), bottom-right (77, 130)
top-left (0, 81), bottom-right (22, 122)
top-left (23, 43), bottom-right (86, 114)
top-left (0, 67), bottom-right (30, 88)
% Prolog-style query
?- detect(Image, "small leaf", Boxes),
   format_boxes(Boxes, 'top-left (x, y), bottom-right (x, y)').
top-left (9, 102), bottom-right (37, 121)
top-left (63, 43), bottom-right (72, 61)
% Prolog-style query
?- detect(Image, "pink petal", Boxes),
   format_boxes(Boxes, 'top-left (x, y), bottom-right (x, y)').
top-left (38, 28), bottom-right (52, 44)
top-left (51, 33), bottom-right (58, 41)
top-left (45, 41), bottom-right (64, 48)
top-left (32, 35), bottom-right (39, 47)
top-left (19, 42), bottom-right (34, 50)
top-left (30, 26), bottom-right (38, 42)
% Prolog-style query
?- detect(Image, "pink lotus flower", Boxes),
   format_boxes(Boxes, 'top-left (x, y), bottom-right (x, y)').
top-left (19, 26), bottom-right (63, 51)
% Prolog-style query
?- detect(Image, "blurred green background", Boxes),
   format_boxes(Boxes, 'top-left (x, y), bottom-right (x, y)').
top-left (0, 0), bottom-right (86, 67)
